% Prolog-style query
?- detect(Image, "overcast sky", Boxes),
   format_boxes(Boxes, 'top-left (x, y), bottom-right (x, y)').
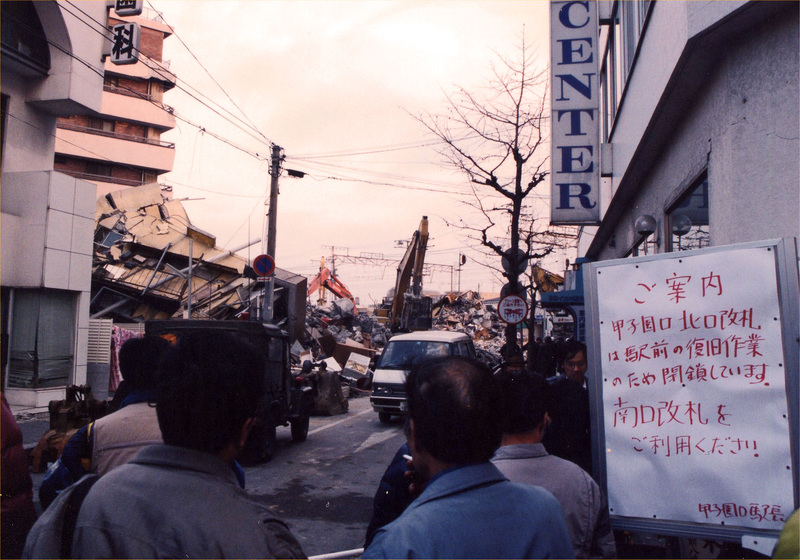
top-left (152, 0), bottom-right (572, 305)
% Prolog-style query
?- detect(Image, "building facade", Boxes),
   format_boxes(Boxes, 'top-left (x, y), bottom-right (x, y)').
top-left (54, 4), bottom-right (176, 197)
top-left (577, 0), bottom-right (799, 260)
top-left (1, 1), bottom-right (107, 407)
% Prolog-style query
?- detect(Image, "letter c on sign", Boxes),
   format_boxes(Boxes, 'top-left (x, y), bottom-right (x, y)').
top-left (559, 1), bottom-right (590, 29)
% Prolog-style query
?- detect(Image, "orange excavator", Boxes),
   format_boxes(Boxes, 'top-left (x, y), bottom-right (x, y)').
top-left (307, 258), bottom-right (358, 313)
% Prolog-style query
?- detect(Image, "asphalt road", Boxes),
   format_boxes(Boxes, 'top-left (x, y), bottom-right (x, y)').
top-left (243, 395), bottom-right (407, 557)
top-left (22, 394), bottom-right (408, 559)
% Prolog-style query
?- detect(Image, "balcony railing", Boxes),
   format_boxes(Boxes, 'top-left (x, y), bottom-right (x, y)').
top-left (57, 122), bottom-right (175, 148)
top-left (102, 85), bottom-right (174, 113)
top-left (57, 170), bottom-right (146, 187)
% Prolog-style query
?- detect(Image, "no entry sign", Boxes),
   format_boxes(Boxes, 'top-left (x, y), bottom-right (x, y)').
top-left (497, 294), bottom-right (528, 324)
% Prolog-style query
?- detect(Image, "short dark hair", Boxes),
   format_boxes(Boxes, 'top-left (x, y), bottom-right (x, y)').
top-left (118, 335), bottom-right (171, 390)
top-left (496, 371), bottom-right (551, 434)
top-left (405, 356), bottom-right (502, 464)
top-left (156, 331), bottom-right (265, 454)
top-left (560, 339), bottom-right (587, 365)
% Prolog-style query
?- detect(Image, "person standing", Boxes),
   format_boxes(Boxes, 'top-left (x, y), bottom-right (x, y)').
top-left (39, 335), bottom-right (171, 509)
top-left (25, 331), bottom-right (305, 559)
top-left (1, 394), bottom-right (38, 559)
top-left (493, 370), bottom-right (615, 558)
top-left (363, 356), bottom-right (574, 559)
top-left (543, 339), bottom-right (593, 476)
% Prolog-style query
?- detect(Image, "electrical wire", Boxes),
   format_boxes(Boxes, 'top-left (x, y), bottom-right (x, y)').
top-left (145, 0), bottom-right (271, 146)
top-left (60, 1), bottom-right (275, 153)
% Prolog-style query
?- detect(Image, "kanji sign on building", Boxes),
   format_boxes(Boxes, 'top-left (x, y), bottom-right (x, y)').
top-left (114, 0), bottom-right (143, 16)
top-left (110, 22), bottom-right (140, 65)
top-left (497, 295), bottom-right (529, 325)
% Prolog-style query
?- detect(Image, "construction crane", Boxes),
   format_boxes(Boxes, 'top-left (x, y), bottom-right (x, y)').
top-left (307, 257), bottom-right (358, 313)
top-left (376, 216), bottom-right (433, 332)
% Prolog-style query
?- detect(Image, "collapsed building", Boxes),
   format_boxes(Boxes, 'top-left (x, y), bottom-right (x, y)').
top-left (90, 184), bottom-right (306, 343)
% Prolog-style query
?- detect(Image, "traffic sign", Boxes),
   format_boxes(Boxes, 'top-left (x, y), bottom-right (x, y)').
top-left (253, 254), bottom-right (275, 277)
top-left (497, 294), bottom-right (529, 325)
top-left (501, 248), bottom-right (528, 275)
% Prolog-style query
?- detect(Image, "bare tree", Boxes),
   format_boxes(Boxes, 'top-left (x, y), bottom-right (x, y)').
top-left (415, 33), bottom-right (574, 359)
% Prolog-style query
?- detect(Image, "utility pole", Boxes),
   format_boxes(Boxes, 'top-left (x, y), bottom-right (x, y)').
top-left (263, 144), bottom-right (282, 323)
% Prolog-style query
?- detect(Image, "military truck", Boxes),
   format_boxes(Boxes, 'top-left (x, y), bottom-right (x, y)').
top-left (145, 319), bottom-right (313, 462)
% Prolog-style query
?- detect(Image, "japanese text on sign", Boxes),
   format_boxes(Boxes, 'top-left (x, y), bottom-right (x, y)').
top-left (498, 295), bottom-right (528, 325)
top-left (595, 247), bottom-right (792, 531)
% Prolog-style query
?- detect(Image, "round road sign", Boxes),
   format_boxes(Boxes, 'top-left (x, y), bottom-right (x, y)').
top-left (497, 294), bottom-right (528, 325)
top-left (253, 254), bottom-right (275, 277)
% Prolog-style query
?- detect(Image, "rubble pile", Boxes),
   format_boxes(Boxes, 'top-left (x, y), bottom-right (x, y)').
top-left (296, 292), bottom-right (505, 377)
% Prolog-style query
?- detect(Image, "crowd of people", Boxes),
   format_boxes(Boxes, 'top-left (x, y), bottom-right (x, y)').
top-left (1, 333), bottom-right (798, 558)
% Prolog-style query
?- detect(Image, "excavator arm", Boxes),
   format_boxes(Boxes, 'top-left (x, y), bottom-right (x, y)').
top-left (388, 216), bottom-right (432, 332)
top-left (308, 258), bottom-right (358, 313)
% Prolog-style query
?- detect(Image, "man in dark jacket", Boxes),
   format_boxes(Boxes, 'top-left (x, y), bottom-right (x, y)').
top-left (542, 339), bottom-right (593, 476)
top-left (25, 331), bottom-right (305, 558)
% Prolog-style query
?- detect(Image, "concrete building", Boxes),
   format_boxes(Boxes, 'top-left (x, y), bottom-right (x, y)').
top-left (54, 4), bottom-right (176, 197)
top-left (577, 1), bottom-right (799, 260)
top-left (1, 1), bottom-right (107, 408)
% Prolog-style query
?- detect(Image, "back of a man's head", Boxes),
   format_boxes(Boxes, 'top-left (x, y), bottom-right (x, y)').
top-left (156, 331), bottom-right (265, 454)
top-left (496, 371), bottom-right (550, 434)
top-left (405, 356), bottom-right (502, 465)
top-left (118, 335), bottom-right (172, 391)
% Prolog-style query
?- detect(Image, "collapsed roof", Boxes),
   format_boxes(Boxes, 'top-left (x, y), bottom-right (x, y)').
top-left (91, 184), bottom-right (306, 342)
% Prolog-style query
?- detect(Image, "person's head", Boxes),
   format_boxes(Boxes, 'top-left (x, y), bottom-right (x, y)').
top-left (156, 331), bottom-right (265, 456)
top-left (405, 356), bottom-right (502, 468)
top-left (118, 335), bottom-right (172, 391)
top-left (496, 371), bottom-right (551, 435)
top-left (561, 339), bottom-right (588, 383)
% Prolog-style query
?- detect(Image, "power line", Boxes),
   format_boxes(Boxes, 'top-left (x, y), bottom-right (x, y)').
top-left (145, 0), bottom-right (271, 146)
top-left (60, 1), bottom-right (275, 154)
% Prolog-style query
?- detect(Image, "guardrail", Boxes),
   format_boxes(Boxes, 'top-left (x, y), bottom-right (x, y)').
top-left (308, 547), bottom-right (364, 559)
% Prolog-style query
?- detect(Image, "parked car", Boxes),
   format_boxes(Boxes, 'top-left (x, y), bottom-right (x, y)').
top-left (369, 330), bottom-right (476, 423)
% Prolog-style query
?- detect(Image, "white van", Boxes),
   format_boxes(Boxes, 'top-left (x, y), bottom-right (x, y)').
top-left (369, 331), bottom-right (477, 423)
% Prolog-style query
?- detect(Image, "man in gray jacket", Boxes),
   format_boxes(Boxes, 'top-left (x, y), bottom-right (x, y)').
top-left (492, 370), bottom-right (616, 559)
top-left (25, 330), bottom-right (305, 559)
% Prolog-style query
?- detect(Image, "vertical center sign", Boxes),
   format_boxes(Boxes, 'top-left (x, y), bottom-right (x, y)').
top-left (595, 247), bottom-right (794, 530)
top-left (550, 0), bottom-right (601, 225)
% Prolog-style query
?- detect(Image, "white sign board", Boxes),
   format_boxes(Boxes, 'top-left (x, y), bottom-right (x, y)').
top-left (594, 245), bottom-right (794, 530)
top-left (550, 0), bottom-right (601, 225)
top-left (498, 295), bottom-right (529, 325)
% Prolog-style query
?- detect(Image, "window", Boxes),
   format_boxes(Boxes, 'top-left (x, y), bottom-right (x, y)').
top-left (599, 0), bottom-right (653, 140)
top-left (669, 175), bottom-right (710, 251)
top-left (88, 117), bottom-right (115, 133)
top-left (0, 1), bottom-right (50, 75)
top-left (6, 289), bottom-right (75, 389)
top-left (85, 161), bottom-right (113, 177)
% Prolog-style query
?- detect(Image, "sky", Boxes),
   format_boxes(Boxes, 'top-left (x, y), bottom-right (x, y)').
top-left (152, 0), bottom-right (576, 305)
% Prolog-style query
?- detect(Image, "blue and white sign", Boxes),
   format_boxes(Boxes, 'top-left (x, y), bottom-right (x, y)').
top-left (550, 0), bottom-right (601, 225)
